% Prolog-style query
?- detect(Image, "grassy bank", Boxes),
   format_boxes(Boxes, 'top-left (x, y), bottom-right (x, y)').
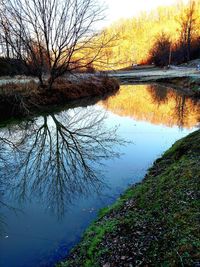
top-left (0, 76), bottom-right (119, 121)
top-left (58, 130), bottom-right (200, 267)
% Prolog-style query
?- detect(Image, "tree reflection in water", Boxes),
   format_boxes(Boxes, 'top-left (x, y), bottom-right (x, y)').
top-left (0, 107), bottom-right (123, 219)
top-left (102, 84), bottom-right (200, 129)
top-left (147, 84), bottom-right (168, 105)
top-left (147, 84), bottom-right (200, 129)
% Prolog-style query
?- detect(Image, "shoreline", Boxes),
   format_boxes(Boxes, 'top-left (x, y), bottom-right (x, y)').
top-left (0, 76), bottom-right (119, 122)
top-left (109, 67), bottom-right (200, 97)
top-left (0, 67), bottom-right (199, 123)
top-left (58, 130), bottom-right (200, 267)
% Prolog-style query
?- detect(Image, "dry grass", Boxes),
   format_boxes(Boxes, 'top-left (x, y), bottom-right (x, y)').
top-left (0, 76), bottom-right (119, 121)
top-left (0, 80), bottom-right (39, 96)
top-left (52, 76), bottom-right (119, 100)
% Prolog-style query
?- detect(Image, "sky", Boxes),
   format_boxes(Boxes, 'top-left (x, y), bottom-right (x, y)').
top-left (103, 0), bottom-right (189, 25)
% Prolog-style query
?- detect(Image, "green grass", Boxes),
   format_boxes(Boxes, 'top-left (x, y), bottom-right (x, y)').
top-left (58, 219), bottom-right (118, 267)
top-left (58, 130), bottom-right (200, 267)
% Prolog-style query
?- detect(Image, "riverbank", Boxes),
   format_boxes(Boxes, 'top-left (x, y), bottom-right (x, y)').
top-left (58, 130), bottom-right (200, 267)
top-left (0, 75), bottom-right (119, 121)
top-left (109, 66), bottom-right (200, 97)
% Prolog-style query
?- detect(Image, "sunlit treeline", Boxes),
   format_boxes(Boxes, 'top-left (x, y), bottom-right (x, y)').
top-left (97, 0), bottom-right (200, 69)
top-left (0, 0), bottom-right (200, 72)
top-left (100, 84), bottom-right (200, 128)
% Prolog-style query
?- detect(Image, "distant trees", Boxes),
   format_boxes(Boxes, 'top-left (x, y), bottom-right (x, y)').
top-left (83, 0), bottom-right (200, 68)
top-left (0, 0), bottom-right (200, 73)
top-left (0, 0), bottom-right (107, 89)
top-left (146, 1), bottom-right (200, 66)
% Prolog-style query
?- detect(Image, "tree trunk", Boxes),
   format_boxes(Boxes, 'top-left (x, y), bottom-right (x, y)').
top-left (38, 75), bottom-right (45, 89)
top-left (47, 76), bottom-right (55, 91)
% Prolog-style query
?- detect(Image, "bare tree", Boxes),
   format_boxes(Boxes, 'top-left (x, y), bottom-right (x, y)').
top-left (0, 18), bottom-right (10, 58)
top-left (0, 0), bottom-right (107, 89)
top-left (178, 0), bottom-right (197, 62)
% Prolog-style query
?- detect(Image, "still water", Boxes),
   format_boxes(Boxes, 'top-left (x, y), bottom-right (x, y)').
top-left (0, 84), bottom-right (199, 267)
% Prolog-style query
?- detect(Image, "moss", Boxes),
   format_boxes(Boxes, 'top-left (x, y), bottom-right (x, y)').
top-left (58, 130), bottom-right (200, 266)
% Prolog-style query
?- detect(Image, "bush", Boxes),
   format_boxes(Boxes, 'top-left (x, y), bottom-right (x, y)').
top-left (148, 33), bottom-right (171, 67)
top-left (0, 57), bottom-right (29, 76)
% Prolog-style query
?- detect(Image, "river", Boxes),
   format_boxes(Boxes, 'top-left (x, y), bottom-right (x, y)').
top-left (0, 83), bottom-right (199, 267)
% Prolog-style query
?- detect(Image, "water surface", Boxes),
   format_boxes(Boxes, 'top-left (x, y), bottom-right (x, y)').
top-left (0, 84), bottom-right (199, 267)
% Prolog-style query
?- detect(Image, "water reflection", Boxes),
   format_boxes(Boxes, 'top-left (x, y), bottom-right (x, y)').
top-left (0, 107), bottom-right (122, 219)
top-left (1, 84), bottom-right (198, 267)
top-left (101, 84), bottom-right (200, 129)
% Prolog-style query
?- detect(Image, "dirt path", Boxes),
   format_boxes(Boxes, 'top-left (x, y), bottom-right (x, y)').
top-left (109, 66), bottom-right (199, 83)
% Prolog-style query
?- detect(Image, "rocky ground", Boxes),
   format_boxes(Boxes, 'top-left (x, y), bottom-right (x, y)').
top-left (58, 130), bottom-right (200, 267)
